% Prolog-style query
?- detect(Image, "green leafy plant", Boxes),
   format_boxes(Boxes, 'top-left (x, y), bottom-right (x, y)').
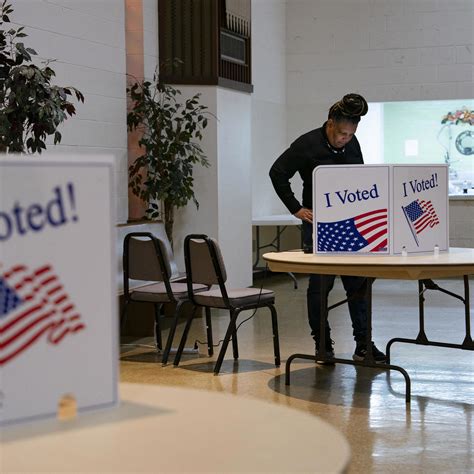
top-left (127, 67), bottom-right (211, 248)
top-left (0, 0), bottom-right (84, 153)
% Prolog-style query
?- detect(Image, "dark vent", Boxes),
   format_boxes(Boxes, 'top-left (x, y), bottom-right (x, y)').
top-left (158, 0), bottom-right (252, 93)
top-left (220, 30), bottom-right (246, 64)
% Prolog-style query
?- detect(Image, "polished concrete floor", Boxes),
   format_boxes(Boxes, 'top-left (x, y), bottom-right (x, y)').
top-left (120, 274), bottom-right (474, 473)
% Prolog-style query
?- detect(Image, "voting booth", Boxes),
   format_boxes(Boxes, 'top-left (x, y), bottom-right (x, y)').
top-left (0, 156), bottom-right (118, 426)
top-left (313, 164), bottom-right (449, 255)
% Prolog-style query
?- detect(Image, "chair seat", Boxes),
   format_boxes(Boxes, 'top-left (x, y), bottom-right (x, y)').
top-left (131, 282), bottom-right (208, 303)
top-left (194, 288), bottom-right (274, 309)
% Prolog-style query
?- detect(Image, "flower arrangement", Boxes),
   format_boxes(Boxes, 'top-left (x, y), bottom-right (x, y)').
top-left (441, 107), bottom-right (474, 125)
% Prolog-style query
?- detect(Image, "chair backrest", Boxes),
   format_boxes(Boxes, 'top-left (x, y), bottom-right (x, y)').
top-left (184, 234), bottom-right (227, 288)
top-left (123, 232), bottom-right (172, 296)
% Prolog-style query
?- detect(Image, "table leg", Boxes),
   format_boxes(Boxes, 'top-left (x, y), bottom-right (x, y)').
top-left (285, 354), bottom-right (411, 402)
top-left (462, 275), bottom-right (473, 347)
top-left (364, 277), bottom-right (375, 363)
top-left (417, 280), bottom-right (429, 342)
top-left (286, 275), bottom-right (411, 403)
top-left (386, 276), bottom-right (474, 362)
top-left (317, 275), bottom-right (328, 361)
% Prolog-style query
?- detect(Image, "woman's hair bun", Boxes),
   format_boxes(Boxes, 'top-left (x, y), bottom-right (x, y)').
top-left (340, 93), bottom-right (368, 117)
top-left (328, 93), bottom-right (368, 123)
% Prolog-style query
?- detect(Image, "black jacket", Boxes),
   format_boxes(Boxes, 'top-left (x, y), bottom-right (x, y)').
top-left (269, 123), bottom-right (364, 214)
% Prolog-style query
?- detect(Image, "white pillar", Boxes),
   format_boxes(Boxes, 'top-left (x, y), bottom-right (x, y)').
top-left (174, 86), bottom-right (253, 288)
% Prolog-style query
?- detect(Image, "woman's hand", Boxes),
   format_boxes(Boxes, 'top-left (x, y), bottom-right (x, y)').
top-left (294, 208), bottom-right (313, 223)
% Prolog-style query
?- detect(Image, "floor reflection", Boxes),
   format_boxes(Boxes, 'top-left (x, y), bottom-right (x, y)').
top-left (120, 274), bottom-right (474, 473)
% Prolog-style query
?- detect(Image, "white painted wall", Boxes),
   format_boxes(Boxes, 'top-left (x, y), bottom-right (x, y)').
top-left (9, 0), bottom-right (129, 223)
top-left (251, 0), bottom-right (288, 216)
top-left (217, 87), bottom-right (253, 287)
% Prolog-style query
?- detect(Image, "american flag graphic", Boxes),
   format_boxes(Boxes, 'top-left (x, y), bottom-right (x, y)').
top-left (402, 199), bottom-right (439, 246)
top-left (0, 264), bottom-right (85, 366)
top-left (317, 208), bottom-right (388, 252)
top-left (402, 199), bottom-right (439, 234)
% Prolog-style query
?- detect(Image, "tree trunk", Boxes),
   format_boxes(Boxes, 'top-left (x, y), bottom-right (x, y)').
top-left (163, 199), bottom-right (174, 250)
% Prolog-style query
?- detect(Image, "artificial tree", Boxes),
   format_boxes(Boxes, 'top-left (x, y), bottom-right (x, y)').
top-left (0, 0), bottom-right (84, 153)
top-left (127, 68), bottom-right (210, 249)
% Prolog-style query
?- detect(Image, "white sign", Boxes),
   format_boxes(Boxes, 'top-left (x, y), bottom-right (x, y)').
top-left (0, 155), bottom-right (118, 425)
top-left (313, 164), bottom-right (449, 255)
top-left (313, 165), bottom-right (390, 254)
top-left (392, 165), bottom-right (448, 254)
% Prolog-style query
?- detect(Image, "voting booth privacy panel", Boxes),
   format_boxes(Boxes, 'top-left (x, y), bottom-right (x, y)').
top-left (0, 156), bottom-right (118, 426)
top-left (313, 164), bottom-right (448, 255)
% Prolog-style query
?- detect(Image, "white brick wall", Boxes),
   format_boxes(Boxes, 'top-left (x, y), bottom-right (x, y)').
top-left (286, 0), bottom-right (473, 140)
top-left (10, 0), bottom-right (128, 222)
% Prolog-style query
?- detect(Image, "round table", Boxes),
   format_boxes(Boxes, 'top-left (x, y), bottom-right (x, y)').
top-left (1, 383), bottom-right (350, 473)
top-left (263, 247), bottom-right (474, 280)
top-left (263, 247), bottom-right (474, 403)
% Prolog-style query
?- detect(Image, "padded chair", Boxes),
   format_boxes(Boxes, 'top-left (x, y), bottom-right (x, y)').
top-left (121, 232), bottom-right (208, 365)
top-left (173, 234), bottom-right (280, 375)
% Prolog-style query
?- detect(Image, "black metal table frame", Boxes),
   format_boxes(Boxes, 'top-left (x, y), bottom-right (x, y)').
top-left (285, 275), bottom-right (473, 403)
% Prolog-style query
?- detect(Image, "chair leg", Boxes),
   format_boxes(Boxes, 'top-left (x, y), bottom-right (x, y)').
top-left (173, 305), bottom-right (198, 367)
top-left (205, 307), bottom-right (214, 356)
top-left (268, 304), bottom-right (281, 367)
top-left (214, 309), bottom-right (240, 375)
top-left (230, 310), bottom-right (239, 360)
top-left (120, 301), bottom-right (129, 333)
top-left (154, 303), bottom-right (163, 351)
top-left (162, 300), bottom-right (185, 365)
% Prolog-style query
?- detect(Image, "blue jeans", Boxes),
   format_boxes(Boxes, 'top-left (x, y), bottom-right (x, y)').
top-left (302, 221), bottom-right (368, 344)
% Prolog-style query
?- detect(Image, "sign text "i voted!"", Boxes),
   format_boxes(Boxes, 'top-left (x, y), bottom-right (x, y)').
top-left (402, 173), bottom-right (439, 197)
top-left (0, 183), bottom-right (79, 242)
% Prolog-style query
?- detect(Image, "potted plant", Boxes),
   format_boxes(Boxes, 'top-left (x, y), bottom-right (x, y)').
top-left (127, 67), bottom-right (211, 249)
top-left (0, 0), bottom-right (84, 153)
